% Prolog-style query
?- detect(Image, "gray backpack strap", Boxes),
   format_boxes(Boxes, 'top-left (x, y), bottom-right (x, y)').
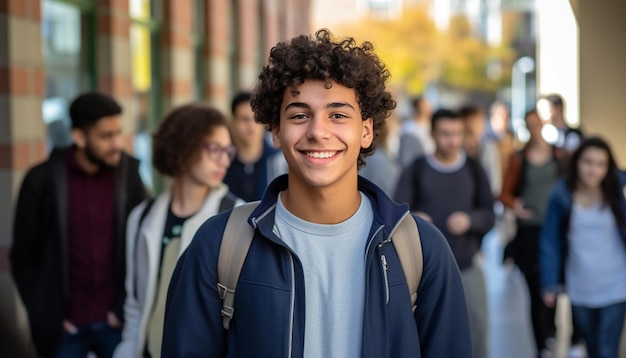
top-left (217, 201), bottom-right (260, 330)
top-left (392, 213), bottom-right (423, 313)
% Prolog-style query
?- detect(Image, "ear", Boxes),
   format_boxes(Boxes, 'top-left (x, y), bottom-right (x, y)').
top-left (271, 125), bottom-right (281, 149)
top-left (361, 118), bottom-right (374, 148)
top-left (71, 128), bottom-right (86, 149)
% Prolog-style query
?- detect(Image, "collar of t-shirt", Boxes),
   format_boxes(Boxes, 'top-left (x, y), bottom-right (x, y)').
top-left (425, 151), bottom-right (467, 173)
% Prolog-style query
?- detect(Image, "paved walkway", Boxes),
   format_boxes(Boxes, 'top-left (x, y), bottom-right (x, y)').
top-left (481, 227), bottom-right (626, 358)
top-left (483, 228), bottom-right (537, 358)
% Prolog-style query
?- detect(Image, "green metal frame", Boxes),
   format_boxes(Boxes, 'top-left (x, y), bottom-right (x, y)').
top-left (47, 0), bottom-right (97, 90)
top-left (193, 0), bottom-right (206, 100)
top-left (49, 0), bottom-right (94, 12)
top-left (229, 0), bottom-right (238, 98)
top-left (127, 0), bottom-right (163, 193)
top-left (123, 0), bottom-right (163, 194)
top-left (85, 8), bottom-right (96, 90)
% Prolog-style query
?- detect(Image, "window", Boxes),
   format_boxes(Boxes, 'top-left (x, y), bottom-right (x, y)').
top-left (130, 0), bottom-right (161, 192)
top-left (41, 0), bottom-right (95, 151)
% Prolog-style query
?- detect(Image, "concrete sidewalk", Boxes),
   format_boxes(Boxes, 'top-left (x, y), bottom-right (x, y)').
top-left (482, 228), bottom-right (626, 358)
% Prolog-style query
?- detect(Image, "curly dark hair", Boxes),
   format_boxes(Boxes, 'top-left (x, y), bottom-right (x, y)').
top-left (152, 103), bottom-right (229, 177)
top-left (251, 29), bottom-right (397, 168)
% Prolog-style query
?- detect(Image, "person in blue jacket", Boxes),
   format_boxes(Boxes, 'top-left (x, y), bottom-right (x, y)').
top-left (540, 137), bottom-right (626, 358)
top-left (162, 29), bottom-right (472, 358)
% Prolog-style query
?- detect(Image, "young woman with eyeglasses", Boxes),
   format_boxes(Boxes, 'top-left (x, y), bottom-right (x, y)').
top-left (114, 104), bottom-right (243, 358)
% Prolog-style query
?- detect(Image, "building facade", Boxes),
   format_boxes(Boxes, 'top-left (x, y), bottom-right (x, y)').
top-left (0, 0), bottom-right (310, 355)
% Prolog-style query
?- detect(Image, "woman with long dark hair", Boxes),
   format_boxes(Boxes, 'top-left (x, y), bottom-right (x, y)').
top-left (540, 137), bottom-right (626, 358)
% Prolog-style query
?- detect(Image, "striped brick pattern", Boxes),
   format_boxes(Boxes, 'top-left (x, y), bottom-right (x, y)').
top-left (237, 0), bottom-right (261, 90)
top-left (96, 0), bottom-right (134, 142)
top-left (0, 0), bottom-right (46, 279)
top-left (204, 0), bottom-right (233, 113)
top-left (160, 0), bottom-right (194, 114)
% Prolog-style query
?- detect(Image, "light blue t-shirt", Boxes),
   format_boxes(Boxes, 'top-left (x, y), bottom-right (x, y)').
top-left (566, 202), bottom-right (626, 307)
top-left (274, 192), bottom-right (373, 358)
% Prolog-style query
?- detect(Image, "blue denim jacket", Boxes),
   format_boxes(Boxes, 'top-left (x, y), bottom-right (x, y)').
top-left (539, 175), bottom-right (626, 294)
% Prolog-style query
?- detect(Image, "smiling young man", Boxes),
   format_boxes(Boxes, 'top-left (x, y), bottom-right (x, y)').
top-left (11, 92), bottom-right (147, 357)
top-left (162, 30), bottom-right (471, 357)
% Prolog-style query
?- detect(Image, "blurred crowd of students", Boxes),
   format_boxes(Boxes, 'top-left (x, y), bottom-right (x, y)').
top-left (10, 90), bottom-right (287, 358)
top-left (362, 92), bottom-right (626, 358)
top-left (9, 77), bottom-right (626, 358)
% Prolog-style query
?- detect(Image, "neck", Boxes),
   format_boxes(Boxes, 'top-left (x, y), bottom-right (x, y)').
top-left (414, 115), bottom-right (429, 125)
top-left (236, 139), bottom-right (264, 164)
top-left (576, 181), bottom-right (602, 196)
top-left (169, 177), bottom-right (212, 217)
top-left (464, 140), bottom-right (480, 157)
top-left (281, 174), bottom-right (361, 224)
top-left (74, 149), bottom-right (99, 174)
top-left (528, 138), bottom-right (551, 150)
top-left (433, 149), bottom-right (459, 164)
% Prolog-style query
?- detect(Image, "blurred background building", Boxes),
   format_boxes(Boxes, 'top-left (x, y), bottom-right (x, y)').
top-left (1, 0), bottom-right (625, 356)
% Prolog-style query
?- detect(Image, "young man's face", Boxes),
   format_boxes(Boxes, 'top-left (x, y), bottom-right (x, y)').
top-left (231, 101), bottom-right (265, 148)
top-left (432, 117), bottom-right (464, 158)
top-left (272, 80), bottom-right (373, 190)
top-left (74, 115), bottom-right (124, 168)
top-left (464, 114), bottom-right (485, 143)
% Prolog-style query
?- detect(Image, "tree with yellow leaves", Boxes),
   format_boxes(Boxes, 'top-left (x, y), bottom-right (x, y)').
top-left (335, 6), bottom-right (517, 96)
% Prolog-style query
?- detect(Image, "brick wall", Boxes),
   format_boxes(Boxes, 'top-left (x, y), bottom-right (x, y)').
top-left (97, 0), bottom-right (135, 150)
top-left (0, 2), bottom-right (44, 356)
top-left (161, 0), bottom-right (194, 113)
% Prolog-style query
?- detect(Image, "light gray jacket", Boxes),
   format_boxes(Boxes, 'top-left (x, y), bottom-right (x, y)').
top-left (114, 184), bottom-right (243, 358)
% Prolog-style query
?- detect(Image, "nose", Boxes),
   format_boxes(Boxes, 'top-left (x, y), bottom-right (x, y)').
top-left (306, 115), bottom-right (331, 141)
top-left (111, 132), bottom-right (124, 151)
top-left (216, 151), bottom-right (232, 166)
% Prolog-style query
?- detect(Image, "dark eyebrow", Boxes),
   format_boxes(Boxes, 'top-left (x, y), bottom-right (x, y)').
top-left (284, 102), bottom-right (310, 112)
top-left (284, 102), bottom-right (355, 111)
top-left (327, 102), bottom-right (355, 110)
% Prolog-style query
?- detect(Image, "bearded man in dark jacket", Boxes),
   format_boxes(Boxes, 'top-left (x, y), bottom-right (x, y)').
top-left (11, 92), bottom-right (147, 357)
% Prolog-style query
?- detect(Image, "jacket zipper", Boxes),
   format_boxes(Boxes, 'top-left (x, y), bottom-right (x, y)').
top-left (368, 225), bottom-right (391, 306)
top-left (287, 251), bottom-right (295, 357)
top-left (381, 255), bottom-right (390, 304)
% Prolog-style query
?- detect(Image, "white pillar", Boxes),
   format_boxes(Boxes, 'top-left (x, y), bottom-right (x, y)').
top-left (535, 0), bottom-right (579, 127)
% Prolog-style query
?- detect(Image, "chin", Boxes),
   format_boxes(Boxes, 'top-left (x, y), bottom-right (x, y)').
top-left (107, 155), bottom-right (122, 166)
top-left (300, 173), bottom-right (341, 188)
top-left (207, 180), bottom-right (222, 189)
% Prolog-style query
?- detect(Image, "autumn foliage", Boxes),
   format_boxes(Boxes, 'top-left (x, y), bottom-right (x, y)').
top-left (334, 6), bottom-right (517, 95)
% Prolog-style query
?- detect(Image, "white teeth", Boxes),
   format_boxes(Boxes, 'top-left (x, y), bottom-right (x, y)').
top-left (305, 151), bottom-right (337, 159)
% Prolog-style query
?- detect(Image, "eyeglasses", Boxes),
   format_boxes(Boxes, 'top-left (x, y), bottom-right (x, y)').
top-left (205, 143), bottom-right (237, 162)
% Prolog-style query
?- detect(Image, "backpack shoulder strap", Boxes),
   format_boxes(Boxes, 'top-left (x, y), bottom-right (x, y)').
top-left (392, 213), bottom-right (423, 313)
top-left (466, 156), bottom-right (489, 207)
top-left (410, 157), bottom-right (428, 206)
top-left (139, 198), bottom-right (155, 226)
top-left (217, 201), bottom-right (260, 330)
top-left (218, 191), bottom-right (239, 213)
top-left (133, 198), bottom-right (154, 299)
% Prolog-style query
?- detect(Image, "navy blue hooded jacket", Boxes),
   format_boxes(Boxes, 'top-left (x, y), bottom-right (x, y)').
top-left (162, 175), bottom-right (471, 357)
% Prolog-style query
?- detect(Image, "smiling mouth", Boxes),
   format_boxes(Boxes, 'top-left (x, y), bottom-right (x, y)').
top-left (303, 151), bottom-right (339, 159)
